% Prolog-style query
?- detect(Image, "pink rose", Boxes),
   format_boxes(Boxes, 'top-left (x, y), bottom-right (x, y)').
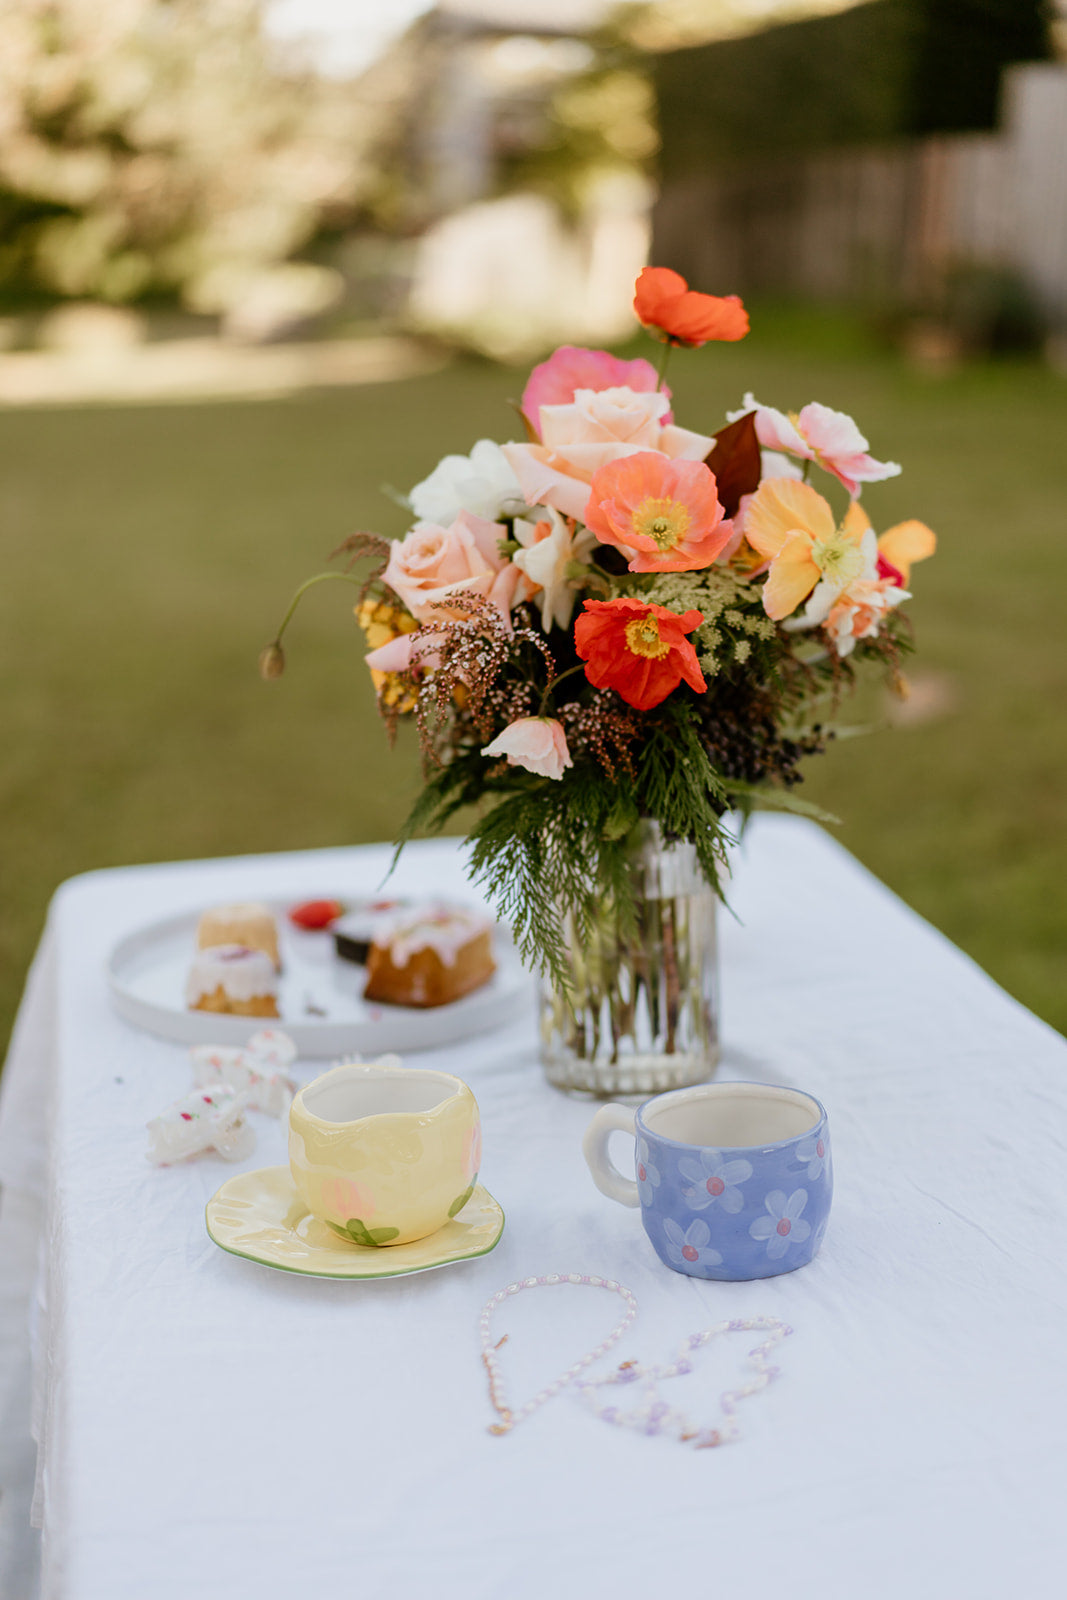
top-left (502, 387), bottom-right (713, 522)
top-left (521, 346), bottom-right (671, 436)
top-left (382, 510), bottom-right (525, 625)
top-left (481, 718), bottom-right (573, 780)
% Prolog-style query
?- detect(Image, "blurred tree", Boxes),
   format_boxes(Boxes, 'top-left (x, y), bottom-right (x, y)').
top-left (649, 0), bottom-right (1052, 171)
top-left (0, 0), bottom-right (384, 316)
top-left (500, 54), bottom-right (659, 220)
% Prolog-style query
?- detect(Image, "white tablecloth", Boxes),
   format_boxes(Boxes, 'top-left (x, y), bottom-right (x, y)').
top-left (2, 819), bottom-right (1066, 1600)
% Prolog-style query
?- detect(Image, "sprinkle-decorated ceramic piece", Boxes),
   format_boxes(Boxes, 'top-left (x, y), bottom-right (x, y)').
top-left (206, 1166), bottom-right (504, 1280)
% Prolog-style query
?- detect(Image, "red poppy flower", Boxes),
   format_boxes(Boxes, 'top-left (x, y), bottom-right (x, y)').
top-left (574, 598), bottom-right (706, 711)
top-left (289, 899), bottom-right (344, 930)
top-left (634, 267), bottom-right (749, 347)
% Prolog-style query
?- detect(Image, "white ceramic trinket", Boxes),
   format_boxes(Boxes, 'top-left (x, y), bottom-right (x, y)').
top-left (146, 1085), bottom-right (255, 1166)
top-left (190, 1028), bottom-right (298, 1116)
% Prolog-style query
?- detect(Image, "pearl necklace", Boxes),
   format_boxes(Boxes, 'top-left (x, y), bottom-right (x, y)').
top-left (479, 1274), bottom-right (638, 1435)
top-left (574, 1314), bottom-right (793, 1448)
top-left (479, 1275), bottom-right (792, 1448)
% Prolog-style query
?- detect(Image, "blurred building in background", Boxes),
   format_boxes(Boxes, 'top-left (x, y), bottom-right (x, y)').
top-left (649, 0), bottom-right (1065, 356)
top-left (378, 0), bottom-right (653, 356)
top-left (0, 0), bottom-right (1064, 373)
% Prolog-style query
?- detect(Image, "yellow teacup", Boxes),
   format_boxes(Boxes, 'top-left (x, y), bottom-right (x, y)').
top-left (288, 1062), bottom-right (481, 1247)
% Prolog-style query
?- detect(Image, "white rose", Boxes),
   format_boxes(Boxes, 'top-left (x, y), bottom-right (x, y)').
top-left (409, 440), bottom-right (522, 526)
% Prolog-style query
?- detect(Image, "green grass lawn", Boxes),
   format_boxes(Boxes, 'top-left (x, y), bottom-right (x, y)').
top-left (2, 312), bottom-right (1065, 1057)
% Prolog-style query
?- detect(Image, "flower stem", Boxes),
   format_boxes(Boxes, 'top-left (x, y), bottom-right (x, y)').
top-left (655, 338), bottom-right (674, 391)
top-left (538, 661), bottom-right (587, 715)
top-left (272, 570), bottom-right (365, 644)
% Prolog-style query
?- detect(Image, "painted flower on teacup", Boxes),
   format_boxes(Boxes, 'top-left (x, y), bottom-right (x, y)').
top-left (462, 1120), bottom-right (482, 1184)
top-left (793, 1134), bottom-right (828, 1181)
top-left (678, 1150), bottom-right (752, 1214)
top-left (662, 1217), bottom-right (722, 1269)
top-left (749, 1189), bottom-right (811, 1261)
top-left (637, 1138), bottom-right (661, 1207)
top-left (320, 1176), bottom-right (376, 1222)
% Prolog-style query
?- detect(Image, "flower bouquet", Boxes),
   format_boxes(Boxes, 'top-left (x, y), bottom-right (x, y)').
top-left (265, 267), bottom-right (935, 1094)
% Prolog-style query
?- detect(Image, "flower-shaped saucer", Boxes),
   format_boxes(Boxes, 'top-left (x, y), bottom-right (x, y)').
top-left (206, 1166), bottom-right (504, 1280)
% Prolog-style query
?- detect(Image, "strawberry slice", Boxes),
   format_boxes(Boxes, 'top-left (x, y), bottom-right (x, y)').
top-left (289, 899), bottom-right (344, 930)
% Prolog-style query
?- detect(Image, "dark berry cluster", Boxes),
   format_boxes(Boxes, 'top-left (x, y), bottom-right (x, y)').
top-left (695, 679), bottom-right (830, 801)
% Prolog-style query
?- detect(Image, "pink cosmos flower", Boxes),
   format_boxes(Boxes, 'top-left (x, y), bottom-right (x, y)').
top-left (521, 346), bottom-right (671, 436)
top-left (729, 393), bottom-right (901, 498)
top-left (502, 387), bottom-right (712, 522)
top-left (382, 510), bottom-right (528, 626)
top-left (584, 452), bottom-right (732, 573)
top-left (482, 717), bottom-right (573, 780)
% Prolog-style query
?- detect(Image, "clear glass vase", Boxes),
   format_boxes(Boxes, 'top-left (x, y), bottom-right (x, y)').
top-left (539, 822), bottom-right (720, 1097)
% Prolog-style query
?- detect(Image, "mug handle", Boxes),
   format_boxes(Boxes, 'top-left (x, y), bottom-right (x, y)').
top-left (582, 1104), bottom-right (640, 1208)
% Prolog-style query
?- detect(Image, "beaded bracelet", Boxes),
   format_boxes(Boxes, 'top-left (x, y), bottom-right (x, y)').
top-left (574, 1314), bottom-right (793, 1448)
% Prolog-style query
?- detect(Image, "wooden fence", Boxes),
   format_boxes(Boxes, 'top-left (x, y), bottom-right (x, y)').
top-left (652, 63), bottom-right (1067, 322)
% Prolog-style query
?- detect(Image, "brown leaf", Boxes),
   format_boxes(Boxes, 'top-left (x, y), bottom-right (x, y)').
top-left (507, 398), bottom-right (541, 443)
top-left (704, 410), bottom-right (761, 518)
top-left (329, 529), bottom-right (392, 600)
top-left (329, 529), bottom-right (391, 566)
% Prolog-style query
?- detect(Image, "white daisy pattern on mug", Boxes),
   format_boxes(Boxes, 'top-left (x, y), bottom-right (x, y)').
top-left (678, 1150), bottom-right (752, 1214)
top-left (794, 1133), bottom-right (828, 1181)
top-left (749, 1190), bottom-right (811, 1260)
top-left (662, 1217), bottom-right (723, 1269)
top-left (636, 1139), bottom-right (661, 1207)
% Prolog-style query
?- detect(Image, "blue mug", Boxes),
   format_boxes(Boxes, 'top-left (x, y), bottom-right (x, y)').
top-left (583, 1082), bottom-right (832, 1281)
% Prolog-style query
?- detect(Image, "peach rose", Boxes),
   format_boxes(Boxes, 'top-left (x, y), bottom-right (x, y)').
top-left (481, 718), bottom-right (573, 780)
top-left (382, 510), bottom-right (526, 625)
top-left (501, 387), bottom-right (713, 522)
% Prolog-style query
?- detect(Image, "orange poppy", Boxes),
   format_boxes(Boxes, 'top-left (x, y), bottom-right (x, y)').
top-left (574, 598), bottom-right (706, 710)
top-left (634, 267), bottom-right (749, 347)
top-left (584, 453), bottom-right (731, 573)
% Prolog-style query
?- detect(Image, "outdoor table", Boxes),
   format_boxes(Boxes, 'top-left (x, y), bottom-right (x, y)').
top-left (1, 817), bottom-right (1065, 1600)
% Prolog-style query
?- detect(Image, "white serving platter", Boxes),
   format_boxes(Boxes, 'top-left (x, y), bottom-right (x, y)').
top-left (107, 904), bottom-right (532, 1058)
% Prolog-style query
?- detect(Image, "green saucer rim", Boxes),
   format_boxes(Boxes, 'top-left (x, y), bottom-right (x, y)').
top-left (205, 1169), bottom-right (505, 1281)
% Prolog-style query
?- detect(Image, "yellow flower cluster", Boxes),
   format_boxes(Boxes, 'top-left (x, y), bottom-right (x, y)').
top-left (356, 600), bottom-right (419, 714)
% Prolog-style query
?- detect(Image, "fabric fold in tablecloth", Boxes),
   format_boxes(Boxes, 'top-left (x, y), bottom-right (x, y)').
top-left (0, 920), bottom-right (56, 1600)
top-left (2, 824), bottom-right (1067, 1600)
